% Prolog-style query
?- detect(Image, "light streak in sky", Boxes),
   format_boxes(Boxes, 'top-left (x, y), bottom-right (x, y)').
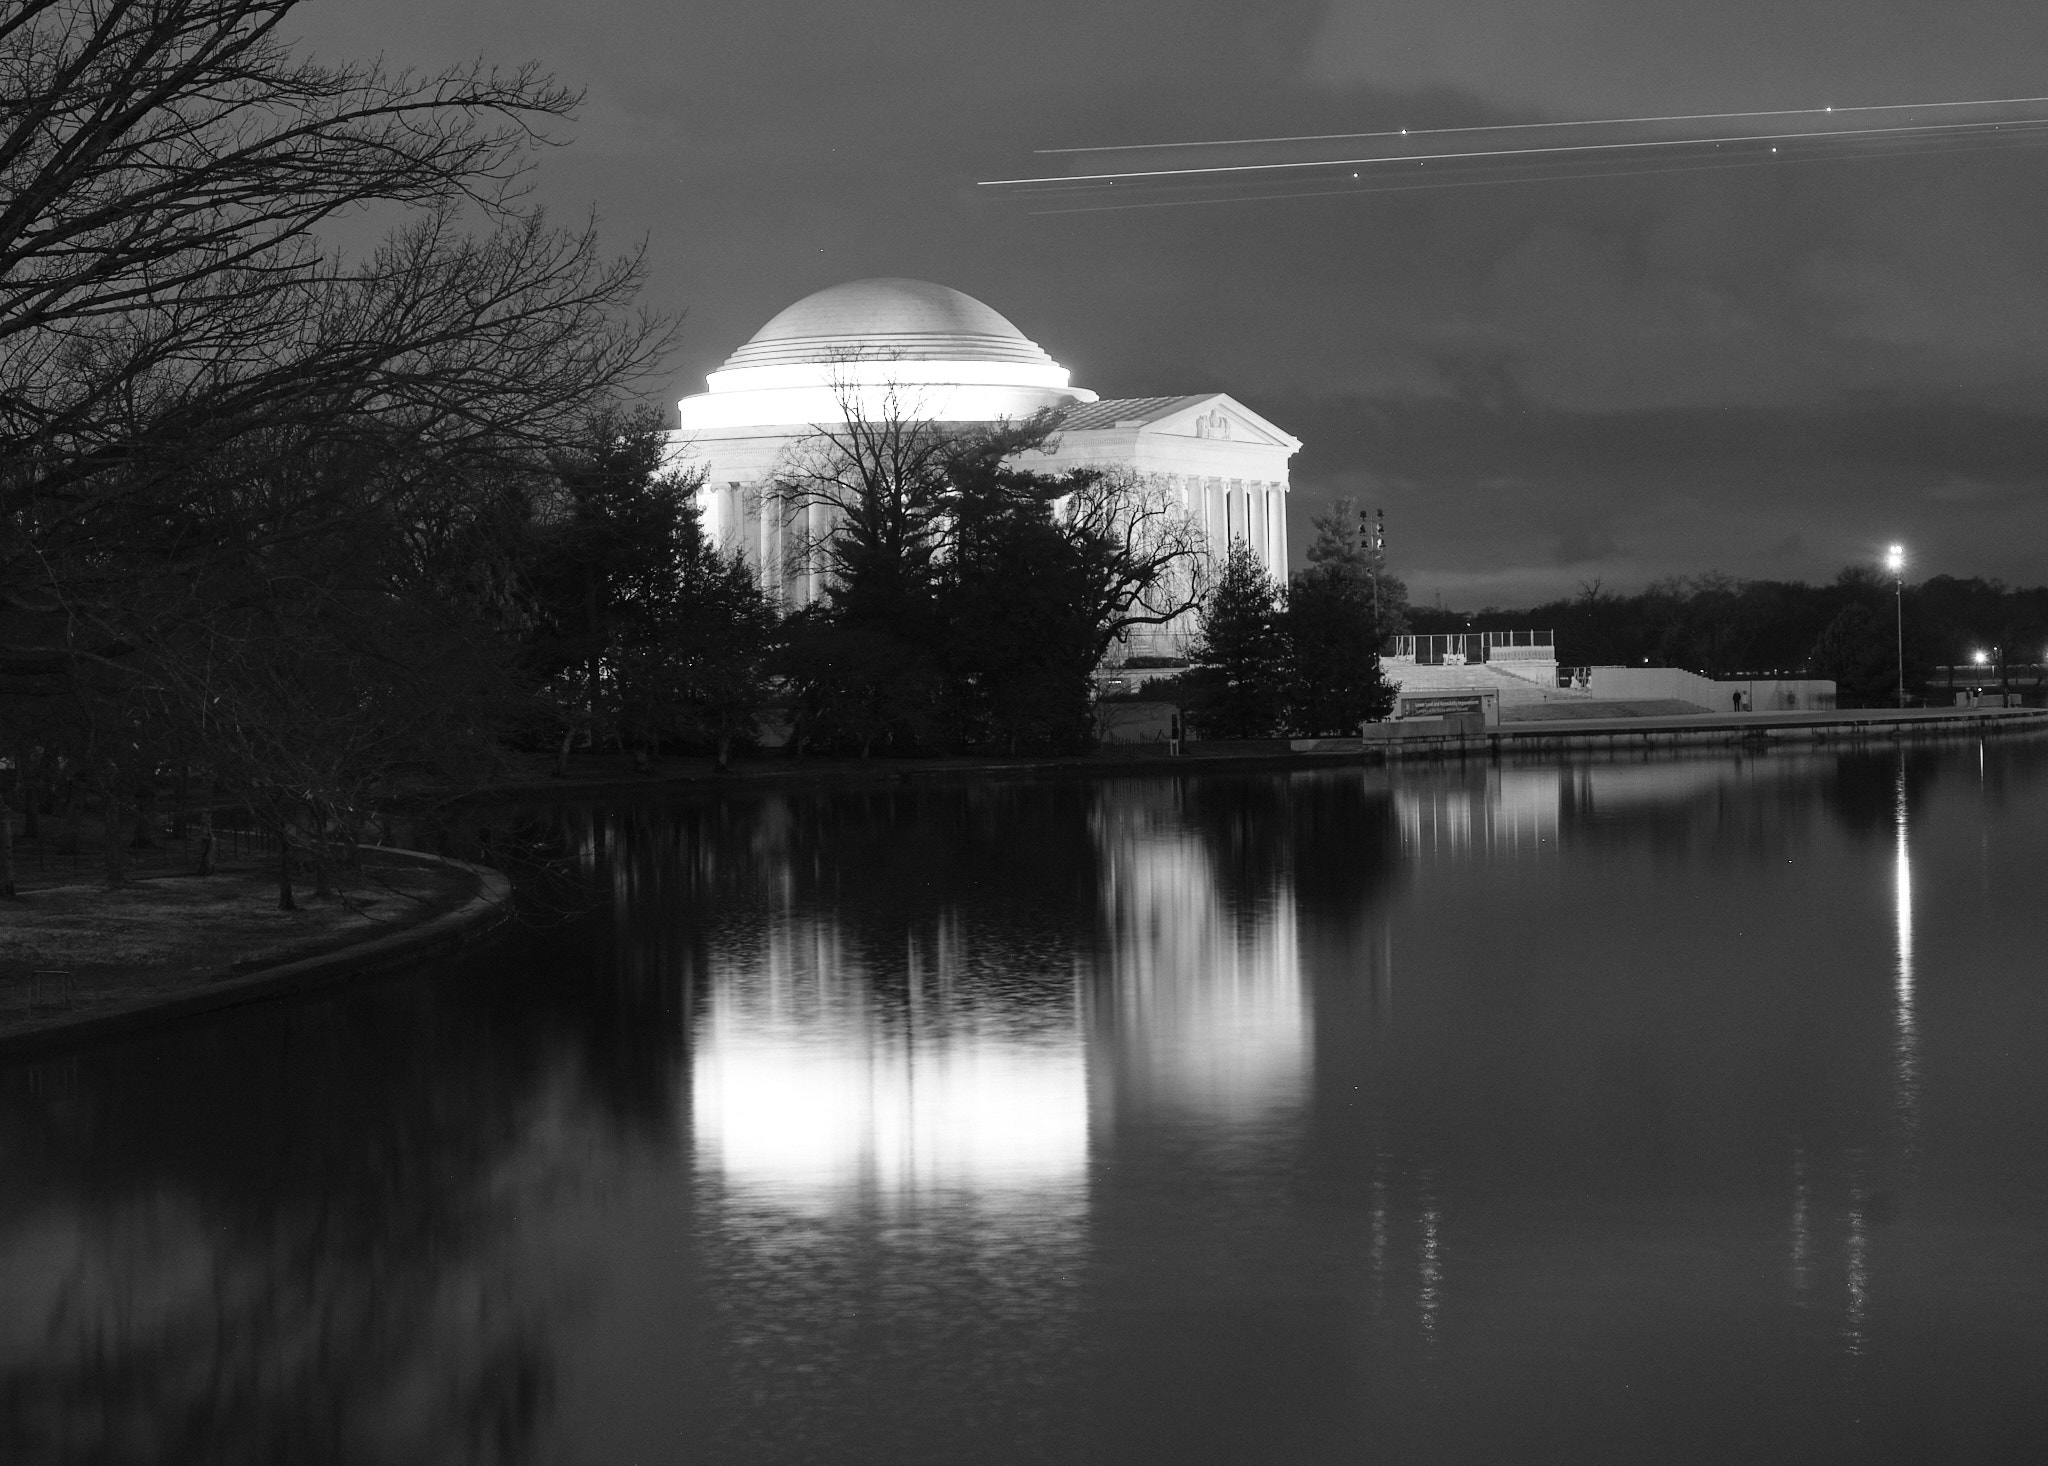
top-left (982, 117), bottom-right (2048, 188)
top-left (1032, 93), bottom-right (2048, 156)
top-left (1002, 134), bottom-right (2048, 215)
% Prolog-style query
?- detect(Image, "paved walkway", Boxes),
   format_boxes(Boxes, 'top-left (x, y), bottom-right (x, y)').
top-left (1492, 704), bottom-right (2048, 739)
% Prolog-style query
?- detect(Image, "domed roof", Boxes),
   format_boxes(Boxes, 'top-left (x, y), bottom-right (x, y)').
top-left (719, 278), bottom-right (1058, 371)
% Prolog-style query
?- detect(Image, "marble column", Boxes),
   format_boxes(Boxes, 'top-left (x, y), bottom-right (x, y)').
top-left (770, 491), bottom-right (788, 605)
top-left (806, 500), bottom-right (824, 605)
top-left (1274, 488), bottom-right (1290, 580)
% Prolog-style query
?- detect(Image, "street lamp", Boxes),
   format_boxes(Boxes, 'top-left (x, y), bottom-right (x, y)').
top-left (1885, 544), bottom-right (1906, 708)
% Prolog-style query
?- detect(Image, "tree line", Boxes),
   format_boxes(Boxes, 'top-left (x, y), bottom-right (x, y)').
top-left (531, 395), bottom-right (1205, 771)
top-left (774, 388), bottom-right (1204, 758)
top-left (1409, 571), bottom-right (2048, 706)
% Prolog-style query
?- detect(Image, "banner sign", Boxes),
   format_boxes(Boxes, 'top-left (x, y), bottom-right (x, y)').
top-left (1400, 694), bottom-right (1486, 718)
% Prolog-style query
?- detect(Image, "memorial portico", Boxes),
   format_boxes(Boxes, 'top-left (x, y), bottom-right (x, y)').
top-left (1017, 394), bottom-right (1301, 581)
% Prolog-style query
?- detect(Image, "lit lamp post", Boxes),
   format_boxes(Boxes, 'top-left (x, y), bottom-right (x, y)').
top-left (1970, 646), bottom-right (2004, 705)
top-left (1885, 544), bottom-right (1906, 709)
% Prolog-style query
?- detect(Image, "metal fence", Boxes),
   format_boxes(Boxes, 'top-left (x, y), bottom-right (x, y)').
top-left (1384, 630), bottom-right (1555, 665)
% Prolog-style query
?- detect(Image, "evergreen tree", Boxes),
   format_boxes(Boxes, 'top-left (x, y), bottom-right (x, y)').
top-left (781, 609), bottom-right (944, 759)
top-left (1285, 566), bottom-right (1395, 734)
top-left (779, 402), bottom-right (1203, 755)
top-left (940, 461), bottom-right (1099, 753)
top-left (1187, 542), bottom-right (1288, 738)
top-left (610, 510), bottom-right (779, 770)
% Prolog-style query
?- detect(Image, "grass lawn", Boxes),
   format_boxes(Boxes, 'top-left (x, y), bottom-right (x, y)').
top-left (0, 854), bottom-right (470, 1032)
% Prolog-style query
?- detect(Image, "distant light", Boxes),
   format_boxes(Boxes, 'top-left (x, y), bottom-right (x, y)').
top-left (1972, 649), bottom-right (1990, 665)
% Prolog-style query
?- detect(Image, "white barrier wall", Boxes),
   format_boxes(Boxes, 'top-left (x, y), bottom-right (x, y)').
top-left (1586, 667), bottom-right (1835, 711)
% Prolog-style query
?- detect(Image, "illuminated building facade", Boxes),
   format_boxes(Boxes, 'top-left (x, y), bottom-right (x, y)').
top-left (669, 278), bottom-right (1301, 637)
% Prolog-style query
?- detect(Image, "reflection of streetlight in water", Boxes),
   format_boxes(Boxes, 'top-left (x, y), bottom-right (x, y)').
top-left (1834, 766), bottom-right (1919, 1360)
top-left (1789, 1145), bottom-right (1811, 1300)
top-left (1844, 1179), bottom-right (1869, 1357)
top-left (1893, 766), bottom-right (1921, 1168)
top-left (1417, 1169), bottom-right (1442, 1351)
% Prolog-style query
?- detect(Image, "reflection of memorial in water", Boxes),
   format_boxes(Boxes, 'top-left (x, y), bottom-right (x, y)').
top-left (687, 906), bottom-right (1089, 1455)
top-left (691, 912), bottom-right (1088, 1206)
top-left (1087, 783), bottom-right (1308, 1123)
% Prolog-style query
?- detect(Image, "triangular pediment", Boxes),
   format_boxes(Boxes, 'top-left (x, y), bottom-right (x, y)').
top-left (1128, 393), bottom-right (1300, 451)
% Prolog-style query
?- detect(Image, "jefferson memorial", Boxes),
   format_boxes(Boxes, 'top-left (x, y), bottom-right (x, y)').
top-left (668, 278), bottom-right (1301, 619)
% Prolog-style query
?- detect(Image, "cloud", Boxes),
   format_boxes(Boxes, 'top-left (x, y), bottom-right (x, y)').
top-left (1272, 390), bottom-right (2048, 603)
top-left (1303, 1), bottom-right (2048, 118)
top-left (1554, 527), bottom-right (1621, 565)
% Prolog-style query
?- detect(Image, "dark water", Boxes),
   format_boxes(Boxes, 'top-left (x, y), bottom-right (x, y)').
top-left (6, 742), bottom-right (2048, 1464)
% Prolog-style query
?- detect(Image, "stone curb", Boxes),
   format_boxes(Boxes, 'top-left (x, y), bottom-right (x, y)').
top-left (0, 850), bottom-right (515, 1062)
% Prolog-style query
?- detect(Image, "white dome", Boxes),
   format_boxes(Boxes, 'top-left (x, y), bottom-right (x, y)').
top-left (679, 278), bottom-right (1095, 433)
top-left (719, 278), bottom-right (1058, 372)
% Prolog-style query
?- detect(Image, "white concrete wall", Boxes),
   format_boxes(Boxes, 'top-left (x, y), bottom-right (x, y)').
top-left (1586, 667), bottom-right (1836, 710)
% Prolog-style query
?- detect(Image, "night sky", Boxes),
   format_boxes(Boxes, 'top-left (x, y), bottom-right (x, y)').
top-left (291, 1), bottom-right (2048, 606)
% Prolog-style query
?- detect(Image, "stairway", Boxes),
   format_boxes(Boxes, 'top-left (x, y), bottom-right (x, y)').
top-left (1383, 657), bottom-right (1596, 710)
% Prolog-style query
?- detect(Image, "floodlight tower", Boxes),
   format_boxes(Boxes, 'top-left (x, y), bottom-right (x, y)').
top-left (1358, 505), bottom-right (1386, 623)
top-left (1885, 544), bottom-right (1906, 709)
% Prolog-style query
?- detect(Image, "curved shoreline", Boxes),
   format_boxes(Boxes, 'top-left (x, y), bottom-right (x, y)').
top-left (0, 851), bottom-right (515, 1063)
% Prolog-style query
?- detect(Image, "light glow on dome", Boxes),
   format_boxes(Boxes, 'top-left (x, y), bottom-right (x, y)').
top-left (678, 278), bottom-right (1095, 432)
top-left (706, 356), bottom-right (1073, 396)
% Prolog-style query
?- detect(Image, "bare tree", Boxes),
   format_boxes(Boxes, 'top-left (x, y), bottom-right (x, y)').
top-left (2, 0), bottom-right (573, 358)
top-left (772, 373), bottom-right (963, 616)
top-left (758, 373), bottom-right (1208, 751)
top-left (1056, 465), bottom-right (1208, 661)
top-left (1, 0), bottom-right (668, 699)
top-left (0, 0), bottom-right (672, 849)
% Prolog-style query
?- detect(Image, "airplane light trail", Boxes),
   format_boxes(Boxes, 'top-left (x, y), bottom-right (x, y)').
top-left (980, 117), bottom-right (2048, 191)
top-left (1010, 132), bottom-right (2048, 214)
top-left (1028, 93), bottom-right (2048, 156)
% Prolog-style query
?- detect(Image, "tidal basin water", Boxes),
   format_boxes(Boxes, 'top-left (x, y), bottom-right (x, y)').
top-left (6, 741), bottom-right (2048, 1463)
